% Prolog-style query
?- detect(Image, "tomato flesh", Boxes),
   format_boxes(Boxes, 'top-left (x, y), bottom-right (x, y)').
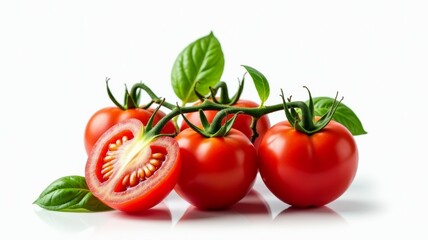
top-left (85, 118), bottom-right (181, 212)
top-left (257, 119), bottom-right (358, 208)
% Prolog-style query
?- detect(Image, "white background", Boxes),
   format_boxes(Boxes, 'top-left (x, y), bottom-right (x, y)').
top-left (1, 0), bottom-right (427, 239)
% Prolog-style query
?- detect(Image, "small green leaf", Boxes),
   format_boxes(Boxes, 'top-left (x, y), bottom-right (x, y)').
top-left (171, 32), bottom-right (225, 105)
top-left (311, 97), bottom-right (367, 135)
top-left (241, 65), bottom-right (270, 106)
top-left (34, 176), bottom-right (112, 212)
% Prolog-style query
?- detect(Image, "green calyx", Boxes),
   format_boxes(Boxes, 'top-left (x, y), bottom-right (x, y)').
top-left (106, 78), bottom-right (140, 110)
top-left (281, 86), bottom-right (343, 135)
top-left (194, 77), bottom-right (245, 106)
top-left (179, 105), bottom-right (242, 138)
top-left (106, 79), bottom-right (177, 111)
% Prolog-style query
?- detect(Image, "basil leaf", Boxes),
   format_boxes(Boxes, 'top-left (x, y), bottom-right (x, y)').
top-left (241, 65), bottom-right (270, 106)
top-left (33, 175), bottom-right (112, 212)
top-left (311, 97), bottom-right (367, 136)
top-left (171, 32), bottom-right (224, 105)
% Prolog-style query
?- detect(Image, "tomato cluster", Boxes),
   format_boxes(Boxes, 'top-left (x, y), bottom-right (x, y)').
top-left (35, 32), bottom-right (365, 214)
top-left (83, 84), bottom-right (361, 213)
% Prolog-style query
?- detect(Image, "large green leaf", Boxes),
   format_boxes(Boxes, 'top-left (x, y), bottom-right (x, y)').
top-left (171, 32), bottom-right (224, 105)
top-left (33, 176), bottom-right (112, 212)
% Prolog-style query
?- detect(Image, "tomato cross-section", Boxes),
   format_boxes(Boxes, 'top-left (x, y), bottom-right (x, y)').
top-left (85, 118), bottom-right (181, 212)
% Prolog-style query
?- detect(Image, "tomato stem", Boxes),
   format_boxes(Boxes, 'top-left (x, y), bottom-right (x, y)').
top-left (129, 83), bottom-right (176, 110)
top-left (151, 99), bottom-right (287, 136)
top-left (210, 78), bottom-right (245, 105)
top-left (249, 117), bottom-right (259, 143)
top-left (138, 83), bottom-right (344, 137)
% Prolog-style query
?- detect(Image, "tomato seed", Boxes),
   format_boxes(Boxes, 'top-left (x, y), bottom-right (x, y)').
top-left (146, 163), bottom-right (156, 172)
top-left (122, 174), bottom-right (130, 187)
top-left (102, 161), bottom-right (113, 169)
top-left (137, 168), bottom-right (145, 179)
top-left (143, 166), bottom-right (152, 177)
top-left (109, 143), bottom-right (118, 151)
top-left (101, 165), bottom-right (113, 174)
top-left (149, 159), bottom-right (161, 167)
top-left (152, 153), bottom-right (165, 160)
top-left (103, 155), bottom-right (115, 162)
top-left (129, 171), bottom-right (138, 187)
top-left (103, 169), bottom-right (113, 180)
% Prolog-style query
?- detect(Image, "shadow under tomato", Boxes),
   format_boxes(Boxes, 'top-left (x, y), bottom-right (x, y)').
top-left (272, 205), bottom-right (348, 228)
top-left (175, 189), bottom-right (271, 228)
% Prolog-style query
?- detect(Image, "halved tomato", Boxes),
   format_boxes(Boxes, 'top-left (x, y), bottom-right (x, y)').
top-left (85, 118), bottom-right (181, 212)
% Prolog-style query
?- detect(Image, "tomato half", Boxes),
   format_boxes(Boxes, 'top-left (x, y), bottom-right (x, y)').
top-left (85, 118), bottom-right (181, 212)
top-left (179, 99), bottom-right (271, 149)
top-left (84, 107), bottom-right (176, 155)
top-left (257, 119), bottom-right (358, 208)
top-left (174, 128), bottom-right (258, 210)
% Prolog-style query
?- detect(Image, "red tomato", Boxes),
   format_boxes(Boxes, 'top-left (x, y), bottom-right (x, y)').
top-left (179, 99), bottom-right (270, 149)
top-left (257, 119), bottom-right (358, 208)
top-left (85, 118), bottom-right (181, 212)
top-left (174, 128), bottom-right (258, 210)
top-left (84, 107), bottom-right (176, 155)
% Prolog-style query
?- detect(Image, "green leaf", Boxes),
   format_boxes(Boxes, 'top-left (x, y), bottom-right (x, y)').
top-left (311, 97), bottom-right (367, 135)
top-left (171, 32), bottom-right (225, 105)
top-left (241, 65), bottom-right (270, 106)
top-left (33, 176), bottom-right (112, 212)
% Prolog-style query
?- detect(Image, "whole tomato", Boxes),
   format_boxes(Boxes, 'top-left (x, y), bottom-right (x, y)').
top-left (84, 107), bottom-right (176, 155)
top-left (257, 119), bottom-right (358, 208)
top-left (174, 128), bottom-right (258, 210)
top-left (180, 99), bottom-right (270, 149)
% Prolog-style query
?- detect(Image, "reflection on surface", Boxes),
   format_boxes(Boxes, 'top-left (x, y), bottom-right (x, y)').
top-left (328, 199), bottom-right (380, 214)
top-left (92, 202), bottom-right (173, 234)
top-left (176, 189), bottom-right (271, 228)
top-left (273, 206), bottom-right (348, 227)
top-left (33, 205), bottom-right (110, 233)
top-left (114, 204), bottom-right (172, 221)
top-left (34, 187), bottom-right (359, 234)
top-left (34, 201), bottom-right (173, 234)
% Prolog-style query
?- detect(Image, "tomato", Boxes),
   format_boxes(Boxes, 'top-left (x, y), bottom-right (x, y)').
top-left (174, 128), bottom-right (258, 210)
top-left (85, 118), bottom-right (181, 212)
top-left (179, 99), bottom-right (270, 149)
top-left (84, 107), bottom-right (176, 155)
top-left (257, 119), bottom-right (358, 208)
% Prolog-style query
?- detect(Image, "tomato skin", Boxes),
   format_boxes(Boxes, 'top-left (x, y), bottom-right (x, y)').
top-left (257, 119), bottom-right (358, 208)
top-left (84, 107), bottom-right (176, 155)
top-left (85, 118), bottom-right (181, 212)
top-left (179, 99), bottom-right (271, 149)
top-left (174, 128), bottom-right (258, 210)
